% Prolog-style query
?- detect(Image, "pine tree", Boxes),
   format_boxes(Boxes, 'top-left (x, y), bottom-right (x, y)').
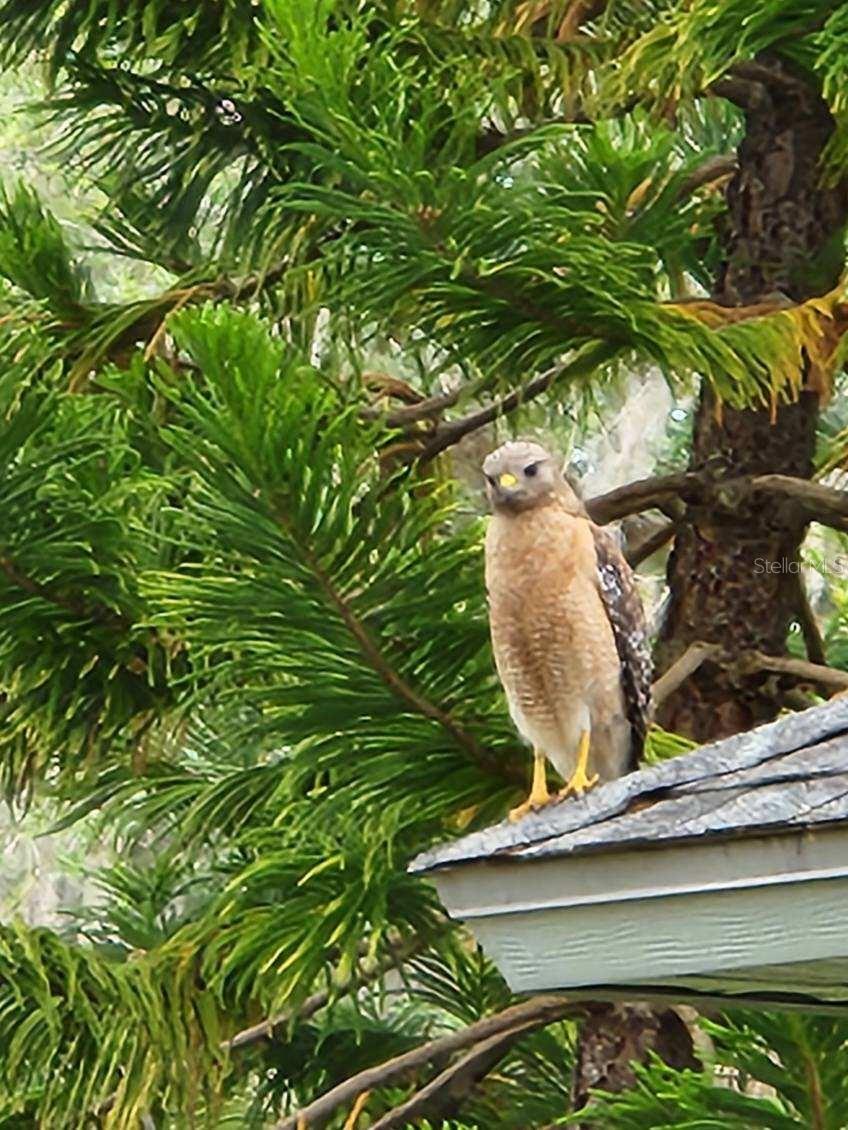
top-left (2, 2), bottom-right (848, 1127)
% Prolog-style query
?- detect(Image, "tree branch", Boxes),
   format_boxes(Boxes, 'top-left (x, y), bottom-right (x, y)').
top-left (710, 74), bottom-right (771, 111)
top-left (368, 1021), bottom-right (546, 1130)
top-left (416, 341), bottom-right (618, 464)
top-left (555, 0), bottom-right (606, 41)
top-left (361, 385), bottom-right (462, 427)
top-left (651, 640), bottom-right (848, 710)
top-left (390, 405), bottom-right (848, 532)
top-left (737, 650), bottom-right (848, 692)
top-left (0, 553), bottom-right (131, 631)
top-left (710, 56), bottom-right (817, 110)
top-left (625, 519), bottom-right (677, 567)
top-left (585, 473), bottom-right (701, 524)
top-left (225, 935), bottom-right (426, 1052)
top-left (790, 569), bottom-right (827, 666)
top-left (275, 995), bottom-right (580, 1130)
top-left (729, 60), bottom-right (810, 94)
top-left (749, 474), bottom-right (848, 526)
top-left (651, 642), bottom-right (721, 711)
top-left (675, 154), bottom-right (737, 202)
top-left (582, 471), bottom-right (848, 529)
top-left (416, 365), bottom-right (562, 461)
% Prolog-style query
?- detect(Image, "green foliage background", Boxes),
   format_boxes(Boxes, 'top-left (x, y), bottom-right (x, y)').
top-left (1, 2), bottom-right (848, 1127)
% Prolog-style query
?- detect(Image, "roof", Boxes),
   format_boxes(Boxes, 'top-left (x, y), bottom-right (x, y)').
top-left (411, 697), bottom-right (848, 874)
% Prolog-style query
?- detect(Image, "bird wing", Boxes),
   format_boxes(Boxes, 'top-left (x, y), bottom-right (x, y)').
top-left (590, 523), bottom-right (652, 769)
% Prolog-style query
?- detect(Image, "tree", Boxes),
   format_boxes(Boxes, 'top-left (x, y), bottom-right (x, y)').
top-left (2, 1), bottom-right (848, 1126)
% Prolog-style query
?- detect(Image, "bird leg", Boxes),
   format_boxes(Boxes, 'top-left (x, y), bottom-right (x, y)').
top-left (558, 730), bottom-right (599, 799)
top-left (508, 747), bottom-right (551, 822)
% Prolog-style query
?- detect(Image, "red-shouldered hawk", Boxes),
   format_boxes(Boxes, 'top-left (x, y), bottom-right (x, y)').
top-left (483, 440), bottom-right (650, 821)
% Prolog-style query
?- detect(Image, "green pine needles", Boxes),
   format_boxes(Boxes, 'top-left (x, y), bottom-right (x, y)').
top-left (2, 0), bottom-right (848, 1126)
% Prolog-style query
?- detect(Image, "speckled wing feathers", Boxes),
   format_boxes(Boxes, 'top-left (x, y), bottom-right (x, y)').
top-left (591, 524), bottom-right (652, 769)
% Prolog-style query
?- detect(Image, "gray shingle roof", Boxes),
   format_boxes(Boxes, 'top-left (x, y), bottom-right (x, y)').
top-left (410, 698), bottom-right (848, 874)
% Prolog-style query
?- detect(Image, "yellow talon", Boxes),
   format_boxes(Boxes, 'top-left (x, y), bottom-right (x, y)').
top-left (509, 747), bottom-right (551, 822)
top-left (559, 730), bottom-right (599, 799)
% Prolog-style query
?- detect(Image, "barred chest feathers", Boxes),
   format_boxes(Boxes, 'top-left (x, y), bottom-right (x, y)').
top-left (484, 500), bottom-right (631, 784)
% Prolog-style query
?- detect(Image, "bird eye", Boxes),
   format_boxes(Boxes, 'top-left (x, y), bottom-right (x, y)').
top-left (524, 463), bottom-right (539, 478)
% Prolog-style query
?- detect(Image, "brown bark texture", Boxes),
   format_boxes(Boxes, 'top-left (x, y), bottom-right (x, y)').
top-left (657, 55), bottom-right (848, 740)
top-left (572, 56), bottom-right (848, 1120)
top-left (572, 1003), bottom-right (699, 1111)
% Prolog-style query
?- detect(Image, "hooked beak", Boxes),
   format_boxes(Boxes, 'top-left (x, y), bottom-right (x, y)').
top-left (489, 469), bottom-right (526, 507)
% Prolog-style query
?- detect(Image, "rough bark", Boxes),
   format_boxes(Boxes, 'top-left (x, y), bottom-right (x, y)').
top-left (572, 1003), bottom-right (699, 1111)
top-left (657, 55), bottom-right (848, 739)
top-left (654, 389), bottom-right (819, 737)
top-left (572, 56), bottom-right (848, 1120)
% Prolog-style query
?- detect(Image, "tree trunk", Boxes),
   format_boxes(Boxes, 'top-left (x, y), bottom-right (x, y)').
top-left (654, 389), bottom-right (818, 738)
top-left (572, 56), bottom-right (848, 1117)
top-left (656, 54), bottom-right (848, 738)
top-left (571, 1002), bottom-right (699, 1112)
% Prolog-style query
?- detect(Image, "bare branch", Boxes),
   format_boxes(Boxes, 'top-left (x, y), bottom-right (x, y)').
top-left (586, 473), bottom-right (700, 525)
top-left (749, 474), bottom-right (848, 526)
top-left (556, 0), bottom-right (606, 41)
top-left (790, 570), bottom-right (827, 666)
top-left (368, 1021), bottom-right (545, 1130)
top-left (651, 642), bottom-right (721, 710)
top-left (625, 519), bottom-right (677, 567)
top-left (226, 992), bottom-right (328, 1053)
top-left (676, 154), bottom-right (737, 202)
top-left (417, 341), bottom-right (618, 464)
top-left (417, 365), bottom-right (563, 462)
top-left (738, 650), bottom-right (848, 692)
top-left (710, 75), bottom-right (770, 111)
top-left (651, 640), bottom-right (848, 711)
top-left (361, 386), bottom-right (462, 427)
top-left (342, 1090), bottom-right (371, 1129)
top-left (275, 995), bottom-right (580, 1130)
top-left (359, 372), bottom-right (466, 427)
top-left (225, 935), bottom-right (426, 1052)
top-left (583, 470), bottom-right (848, 529)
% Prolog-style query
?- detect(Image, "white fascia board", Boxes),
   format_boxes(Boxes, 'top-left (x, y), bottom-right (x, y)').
top-left (429, 825), bottom-right (848, 995)
top-left (432, 825), bottom-right (848, 917)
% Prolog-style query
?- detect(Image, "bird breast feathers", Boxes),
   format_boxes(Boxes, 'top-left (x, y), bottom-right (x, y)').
top-left (485, 506), bottom-right (597, 595)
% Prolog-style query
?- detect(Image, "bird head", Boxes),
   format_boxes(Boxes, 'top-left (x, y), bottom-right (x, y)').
top-left (483, 441), bottom-right (573, 513)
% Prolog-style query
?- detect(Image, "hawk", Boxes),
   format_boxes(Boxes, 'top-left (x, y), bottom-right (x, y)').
top-left (483, 440), bottom-right (651, 821)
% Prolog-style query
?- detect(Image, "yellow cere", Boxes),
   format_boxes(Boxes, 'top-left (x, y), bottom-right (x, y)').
top-left (499, 472), bottom-right (518, 487)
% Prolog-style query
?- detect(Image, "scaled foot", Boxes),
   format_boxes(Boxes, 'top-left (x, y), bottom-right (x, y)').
top-left (509, 747), bottom-right (551, 821)
top-left (557, 764), bottom-right (599, 799)
top-left (508, 785), bottom-right (553, 822)
top-left (557, 729), bottom-right (599, 800)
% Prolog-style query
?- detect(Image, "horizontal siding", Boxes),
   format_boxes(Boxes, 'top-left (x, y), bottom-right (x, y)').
top-left (464, 873), bottom-right (848, 996)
